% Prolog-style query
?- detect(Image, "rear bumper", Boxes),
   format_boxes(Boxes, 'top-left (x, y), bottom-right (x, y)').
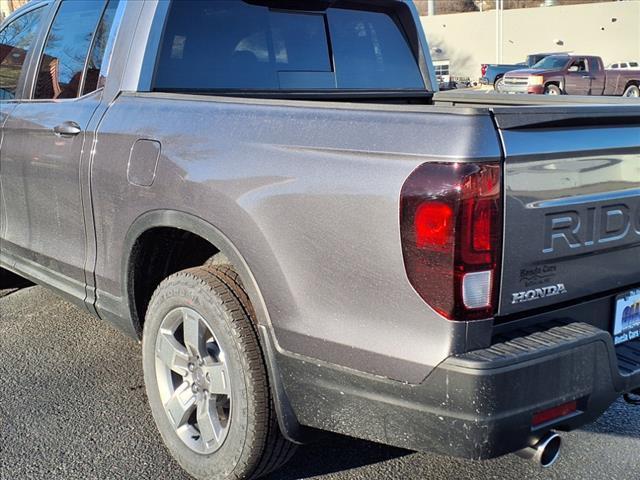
top-left (278, 323), bottom-right (640, 459)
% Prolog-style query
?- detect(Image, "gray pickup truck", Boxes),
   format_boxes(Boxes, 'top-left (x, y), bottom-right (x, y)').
top-left (1, 1), bottom-right (639, 479)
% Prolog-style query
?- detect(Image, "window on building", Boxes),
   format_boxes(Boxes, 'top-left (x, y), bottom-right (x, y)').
top-left (34, 0), bottom-right (106, 99)
top-left (434, 62), bottom-right (450, 77)
top-left (0, 7), bottom-right (44, 100)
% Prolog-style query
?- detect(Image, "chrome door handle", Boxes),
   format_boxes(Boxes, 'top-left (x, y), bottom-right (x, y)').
top-left (53, 121), bottom-right (81, 137)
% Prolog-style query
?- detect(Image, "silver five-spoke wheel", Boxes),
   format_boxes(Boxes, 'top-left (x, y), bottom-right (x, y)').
top-left (155, 307), bottom-right (231, 454)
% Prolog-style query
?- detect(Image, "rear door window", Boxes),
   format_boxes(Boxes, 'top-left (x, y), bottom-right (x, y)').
top-left (154, 0), bottom-right (424, 92)
top-left (33, 0), bottom-right (106, 99)
top-left (82, 0), bottom-right (121, 95)
top-left (0, 7), bottom-right (45, 100)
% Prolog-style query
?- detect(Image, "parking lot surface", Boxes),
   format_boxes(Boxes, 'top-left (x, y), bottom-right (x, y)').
top-left (0, 286), bottom-right (638, 480)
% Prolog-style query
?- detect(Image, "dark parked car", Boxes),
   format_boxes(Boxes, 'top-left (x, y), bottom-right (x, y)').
top-left (502, 54), bottom-right (640, 96)
top-left (1, 1), bottom-right (639, 480)
top-left (480, 53), bottom-right (556, 91)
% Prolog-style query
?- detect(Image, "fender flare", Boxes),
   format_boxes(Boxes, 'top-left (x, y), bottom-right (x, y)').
top-left (122, 209), bottom-right (272, 332)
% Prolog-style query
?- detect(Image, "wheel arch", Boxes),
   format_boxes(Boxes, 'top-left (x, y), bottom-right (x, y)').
top-left (623, 80), bottom-right (640, 92)
top-left (122, 210), bottom-right (273, 338)
top-left (544, 80), bottom-right (562, 93)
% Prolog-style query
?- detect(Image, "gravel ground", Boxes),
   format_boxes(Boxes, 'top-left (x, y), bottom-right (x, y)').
top-left (0, 286), bottom-right (638, 480)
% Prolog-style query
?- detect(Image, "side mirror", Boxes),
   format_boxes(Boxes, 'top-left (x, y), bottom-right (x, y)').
top-left (568, 65), bottom-right (579, 72)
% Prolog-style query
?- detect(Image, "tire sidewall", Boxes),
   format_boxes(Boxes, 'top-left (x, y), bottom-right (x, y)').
top-left (623, 85), bottom-right (639, 97)
top-left (545, 84), bottom-right (561, 95)
top-left (142, 275), bottom-right (260, 480)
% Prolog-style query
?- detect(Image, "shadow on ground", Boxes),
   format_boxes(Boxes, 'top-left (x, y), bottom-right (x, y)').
top-left (1, 287), bottom-right (638, 480)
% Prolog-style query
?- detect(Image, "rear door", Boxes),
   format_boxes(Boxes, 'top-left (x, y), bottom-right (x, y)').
top-left (494, 106), bottom-right (640, 317)
top-left (588, 57), bottom-right (606, 95)
top-left (1, 0), bottom-right (119, 299)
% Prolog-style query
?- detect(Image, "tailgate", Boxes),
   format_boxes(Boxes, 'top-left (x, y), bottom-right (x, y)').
top-left (494, 105), bottom-right (640, 316)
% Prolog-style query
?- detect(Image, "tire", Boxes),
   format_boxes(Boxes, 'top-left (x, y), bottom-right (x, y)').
top-left (494, 76), bottom-right (504, 92)
top-left (623, 84), bottom-right (640, 98)
top-left (544, 84), bottom-right (562, 95)
top-left (142, 265), bottom-right (296, 480)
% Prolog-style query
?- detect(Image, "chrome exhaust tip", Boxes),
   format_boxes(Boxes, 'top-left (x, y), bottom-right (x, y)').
top-left (515, 432), bottom-right (562, 468)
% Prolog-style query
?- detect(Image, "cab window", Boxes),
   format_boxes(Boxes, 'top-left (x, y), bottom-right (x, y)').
top-left (153, 0), bottom-right (424, 92)
top-left (568, 58), bottom-right (588, 73)
top-left (33, 0), bottom-right (118, 99)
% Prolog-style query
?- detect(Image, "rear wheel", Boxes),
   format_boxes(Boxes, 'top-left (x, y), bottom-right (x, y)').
top-left (142, 265), bottom-right (295, 480)
top-left (494, 76), bottom-right (504, 92)
top-left (623, 84), bottom-right (640, 98)
top-left (544, 84), bottom-right (562, 95)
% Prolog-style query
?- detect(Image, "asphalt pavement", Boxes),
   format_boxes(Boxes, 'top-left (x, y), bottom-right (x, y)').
top-left (1, 286), bottom-right (638, 480)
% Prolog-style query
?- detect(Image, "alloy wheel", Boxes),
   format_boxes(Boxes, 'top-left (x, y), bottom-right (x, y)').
top-left (155, 307), bottom-right (232, 454)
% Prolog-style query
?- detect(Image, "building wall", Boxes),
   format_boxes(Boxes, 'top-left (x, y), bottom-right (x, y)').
top-left (1, 0), bottom-right (30, 22)
top-left (421, 1), bottom-right (640, 81)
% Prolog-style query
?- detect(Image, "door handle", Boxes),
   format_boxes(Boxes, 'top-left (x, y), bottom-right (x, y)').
top-left (581, 75), bottom-right (593, 79)
top-left (53, 121), bottom-right (81, 137)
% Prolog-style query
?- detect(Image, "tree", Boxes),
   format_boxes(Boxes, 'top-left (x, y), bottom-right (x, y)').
top-left (414, 1), bottom-right (479, 15)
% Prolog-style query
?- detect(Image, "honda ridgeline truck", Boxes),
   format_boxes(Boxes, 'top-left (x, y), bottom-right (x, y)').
top-left (1, 1), bottom-right (639, 479)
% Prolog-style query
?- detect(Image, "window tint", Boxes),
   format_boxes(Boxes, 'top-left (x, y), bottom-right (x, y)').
top-left (571, 58), bottom-right (588, 72)
top-left (83, 0), bottom-right (121, 95)
top-left (34, 0), bottom-right (106, 99)
top-left (329, 9), bottom-right (423, 89)
top-left (532, 56), bottom-right (569, 70)
top-left (0, 7), bottom-right (44, 100)
top-left (154, 0), bottom-right (424, 91)
top-left (630, 62), bottom-right (639, 68)
top-left (155, 1), bottom-right (333, 90)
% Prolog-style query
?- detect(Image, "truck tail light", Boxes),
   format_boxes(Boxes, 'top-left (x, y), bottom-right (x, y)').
top-left (481, 64), bottom-right (488, 77)
top-left (400, 162), bottom-right (502, 321)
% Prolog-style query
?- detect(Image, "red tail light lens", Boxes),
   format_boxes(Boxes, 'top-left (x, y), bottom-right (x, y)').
top-left (481, 64), bottom-right (488, 77)
top-left (400, 162), bottom-right (502, 321)
top-left (415, 202), bottom-right (454, 248)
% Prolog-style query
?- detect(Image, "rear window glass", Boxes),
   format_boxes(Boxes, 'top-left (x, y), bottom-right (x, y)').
top-left (153, 0), bottom-right (424, 91)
